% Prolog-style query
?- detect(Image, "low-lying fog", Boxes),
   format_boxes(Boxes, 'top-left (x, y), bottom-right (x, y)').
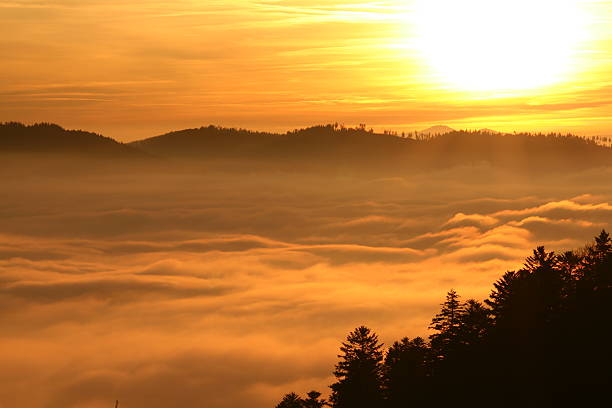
top-left (2, 160), bottom-right (611, 407)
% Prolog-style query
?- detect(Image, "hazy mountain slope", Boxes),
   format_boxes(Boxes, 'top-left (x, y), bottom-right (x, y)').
top-left (0, 122), bottom-right (143, 157)
top-left (4, 122), bottom-right (612, 173)
top-left (412, 131), bottom-right (612, 171)
top-left (130, 125), bottom-right (417, 169)
top-left (418, 125), bottom-right (455, 135)
top-left (130, 125), bottom-right (283, 159)
top-left (132, 125), bottom-right (612, 172)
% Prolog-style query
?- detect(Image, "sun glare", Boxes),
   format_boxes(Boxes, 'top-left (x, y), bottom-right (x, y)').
top-left (413, 0), bottom-right (588, 92)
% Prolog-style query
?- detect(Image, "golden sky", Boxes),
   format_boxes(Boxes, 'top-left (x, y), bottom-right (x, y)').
top-left (3, 0), bottom-right (612, 140)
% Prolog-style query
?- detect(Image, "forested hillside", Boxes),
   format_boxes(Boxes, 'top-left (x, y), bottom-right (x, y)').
top-left (4, 122), bottom-right (612, 173)
top-left (131, 124), bottom-right (612, 172)
top-left (277, 231), bottom-right (612, 406)
top-left (0, 122), bottom-right (142, 157)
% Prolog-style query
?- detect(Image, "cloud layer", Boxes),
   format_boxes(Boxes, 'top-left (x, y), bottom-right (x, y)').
top-left (1, 163), bottom-right (611, 407)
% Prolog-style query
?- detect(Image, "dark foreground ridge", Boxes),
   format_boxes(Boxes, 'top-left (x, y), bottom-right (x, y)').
top-left (3, 122), bottom-right (612, 172)
top-left (276, 231), bottom-right (612, 407)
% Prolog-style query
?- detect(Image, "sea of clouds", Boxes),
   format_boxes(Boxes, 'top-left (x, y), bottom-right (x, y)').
top-left (2, 163), bottom-right (611, 407)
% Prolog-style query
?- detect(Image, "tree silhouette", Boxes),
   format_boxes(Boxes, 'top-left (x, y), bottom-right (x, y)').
top-left (302, 391), bottom-right (326, 408)
top-left (457, 300), bottom-right (490, 347)
top-left (275, 393), bottom-right (304, 408)
top-left (429, 289), bottom-right (464, 362)
top-left (594, 229), bottom-right (612, 255)
top-left (524, 245), bottom-right (557, 272)
top-left (484, 270), bottom-right (522, 320)
top-left (383, 337), bottom-right (429, 407)
top-left (278, 231), bottom-right (612, 406)
top-left (329, 326), bottom-right (384, 408)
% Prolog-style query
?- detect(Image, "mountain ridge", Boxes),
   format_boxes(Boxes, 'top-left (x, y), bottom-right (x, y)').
top-left (418, 125), bottom-right (456, 135)
top-left (3, 122), bottom-right (612, 173)
top-left (0, 122), bottom-right (144, 158)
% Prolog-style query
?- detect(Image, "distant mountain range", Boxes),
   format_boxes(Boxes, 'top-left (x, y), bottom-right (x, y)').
top-left (419, 126), bottom-right (501, 135)
top-left (2, 122), bottom-right (612, 173)
top-left (418, 125), bottom-right (456, 135)
top-left (478, 128), bottom-right (502, 135)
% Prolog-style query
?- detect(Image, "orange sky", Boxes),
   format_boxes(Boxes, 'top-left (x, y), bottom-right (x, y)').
top-left (3, 0), bottom-right (612, 141)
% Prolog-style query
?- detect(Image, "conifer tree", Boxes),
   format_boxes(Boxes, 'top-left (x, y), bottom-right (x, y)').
top-left (485, 271), bottom-right (522, 321)
top-left (524, 246), bottom-right (557, 272)
top-left (594, 229), bottom-right (612, 256)
top-left (329, 326), bottom-right (384, 408)
top-left (457, 300), bottom-right (490, 347)
top-left (429, 289), bottom-right (464, 360)
top-left (275, 393), bottom-right (303, 408)
top-left (302, 391), bottom-right (326, 408)
top-left (383, 337), bottom-right (429, 407)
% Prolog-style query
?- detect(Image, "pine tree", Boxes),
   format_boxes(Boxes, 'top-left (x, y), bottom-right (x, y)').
top-left (383, 337), bottom-right (429, 407)
top-left (429, 289), bottom-right (464, 360)
top-left (302, 391), bottom-right (326, 408)
top-left (330, 326), bottom-right (384, 408)
top-left (275, 393), bottom-right (303, 408)
top-left (558, 250), bottom-right (582, 280)
top-left (457, 300), bottom-right (490, 347)
top-left (524, 246), bottom-right (557, 273)
top-left (485, 271), bottom-right (522, 321)
top-left (594, 230), bottom-right (611, 255)
top-left (525, 246), bottom-right (565, 322)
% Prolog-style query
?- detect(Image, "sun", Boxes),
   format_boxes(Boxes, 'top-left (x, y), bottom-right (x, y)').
top-left (413, 0), bottom-right (587, 92)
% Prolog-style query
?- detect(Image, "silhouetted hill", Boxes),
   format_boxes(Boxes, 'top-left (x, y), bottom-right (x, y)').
top-left (0, 122), bottom-right (143, 157)
top-left (130, 124), bottom-right (416, 170)
top-left (413, 130), bottom-right (612, 171)
top-left (4, 122), bottom-right (612, 173)
top-left (131, 125), bottom-right (612, 172)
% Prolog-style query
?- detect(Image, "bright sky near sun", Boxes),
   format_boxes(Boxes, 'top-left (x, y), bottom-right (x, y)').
top-left (2, 0), bottom-right (612, 140)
